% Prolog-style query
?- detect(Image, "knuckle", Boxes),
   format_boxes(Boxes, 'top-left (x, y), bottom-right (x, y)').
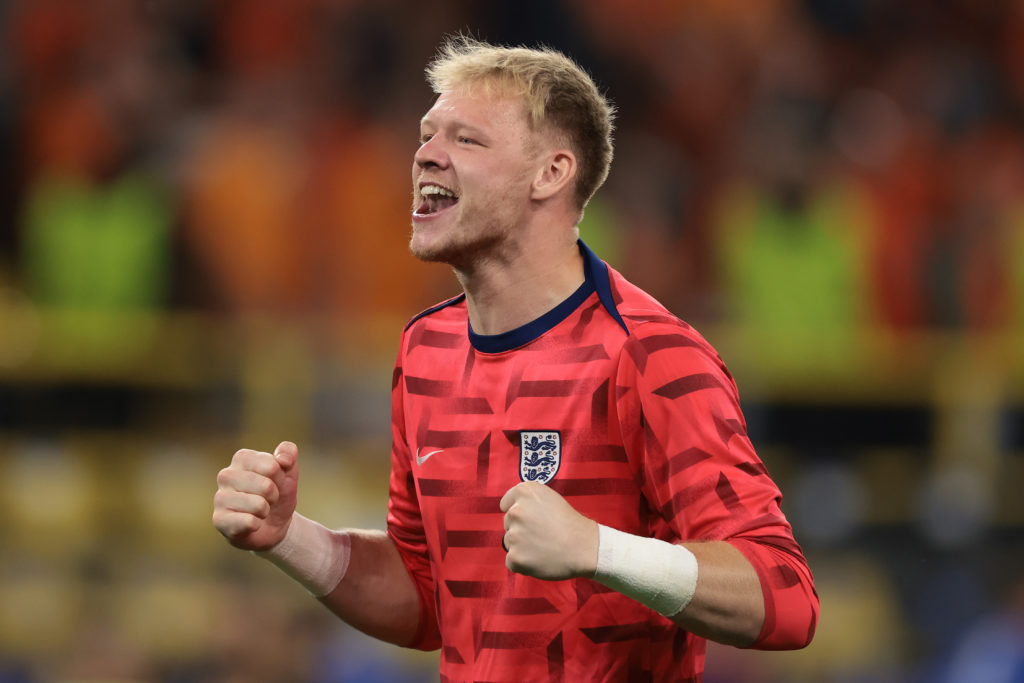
top-left (252, 456), bottom-right (277, 478)
top-left (257, 477), bottom-right (276, 499)
top-left (506, 552), bottom-right (528, 575)
top-left (232, 449), bottom-right (275, 475)
top-left (215, 511), bottom-right (256, 540)
top-left (216, 467), bottom-right (234, 486)
top-left (505, 551), bottom-right (519, 572)
top-left (231, 448), bottom-right (253, 464)
top-left (235, 515), bottom-right (259, 535)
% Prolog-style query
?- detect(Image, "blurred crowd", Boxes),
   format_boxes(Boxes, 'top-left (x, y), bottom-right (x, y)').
top-left (0, 0), bottom-right (1023, 681)
top-left (2, 0), bottom-right (1024, 336)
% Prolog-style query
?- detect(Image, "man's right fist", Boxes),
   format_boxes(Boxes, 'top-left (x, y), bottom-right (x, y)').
top-left (212, 441), bottom-right (300, 551)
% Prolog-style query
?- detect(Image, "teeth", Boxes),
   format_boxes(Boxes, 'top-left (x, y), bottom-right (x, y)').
top-left (421, 184), bottom-right (457, 198)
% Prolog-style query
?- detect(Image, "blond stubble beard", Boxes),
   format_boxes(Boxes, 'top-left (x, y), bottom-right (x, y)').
top-left (409, 184), bottom-right (528, 272)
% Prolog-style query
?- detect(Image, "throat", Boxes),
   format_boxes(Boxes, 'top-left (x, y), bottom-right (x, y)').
top-left (462, 254), bottom-right (587, 336)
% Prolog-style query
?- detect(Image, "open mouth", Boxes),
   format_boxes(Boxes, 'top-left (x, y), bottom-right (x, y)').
top-left (414, 183), bottom-right (460, 217)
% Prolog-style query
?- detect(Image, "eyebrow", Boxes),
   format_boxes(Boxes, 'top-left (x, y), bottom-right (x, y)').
top-left (419, 115), bottom-right (489, 140)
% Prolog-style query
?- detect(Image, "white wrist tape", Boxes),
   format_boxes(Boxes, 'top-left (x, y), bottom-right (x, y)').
top-left (593, 524), bottom-right (699, 618)
top-left (256, 513), bottom-right (351, 597)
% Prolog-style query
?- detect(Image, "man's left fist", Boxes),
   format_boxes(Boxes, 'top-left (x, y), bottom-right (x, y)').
top-left (499, 481), bottom-right (599, 581)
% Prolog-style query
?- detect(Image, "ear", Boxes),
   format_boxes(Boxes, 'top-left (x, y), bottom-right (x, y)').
top-left (530, 149), bottom-right (577, 201)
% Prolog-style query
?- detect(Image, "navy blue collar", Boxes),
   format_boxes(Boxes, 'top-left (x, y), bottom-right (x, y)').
top-left (468, 240), bottom-right (628, 353)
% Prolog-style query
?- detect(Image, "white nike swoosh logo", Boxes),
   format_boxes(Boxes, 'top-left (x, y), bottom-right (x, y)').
top-left (416, 448), bottom-right (443, 466)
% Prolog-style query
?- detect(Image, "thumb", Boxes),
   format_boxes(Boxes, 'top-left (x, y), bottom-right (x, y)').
top-left (274, 441), bottom-right (299, 471)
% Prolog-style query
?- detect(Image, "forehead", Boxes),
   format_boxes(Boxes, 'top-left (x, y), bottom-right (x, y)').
top-left (420, 86), bottom-right (530, 132)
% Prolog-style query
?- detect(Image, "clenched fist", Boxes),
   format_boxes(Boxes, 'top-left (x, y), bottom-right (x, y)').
top-left (212, 441), bottom-right (300, 551)
top-left (499, 481), bottom-right (600, 581)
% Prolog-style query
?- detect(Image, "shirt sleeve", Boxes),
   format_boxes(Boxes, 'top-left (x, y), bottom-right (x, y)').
top-left (615, 321), bottom-right (819, 650)
top-left (385, 341), bottom-right (442, 651)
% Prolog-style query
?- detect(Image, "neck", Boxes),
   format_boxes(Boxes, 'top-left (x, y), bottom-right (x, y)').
top-left (455, 229), bottom-right (584, 336)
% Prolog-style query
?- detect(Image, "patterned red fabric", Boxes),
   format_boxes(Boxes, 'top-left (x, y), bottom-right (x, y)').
top-left (386, 242), bottom-right (818, 681)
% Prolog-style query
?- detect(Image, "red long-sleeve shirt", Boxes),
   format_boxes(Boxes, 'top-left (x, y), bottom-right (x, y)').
top-left (387, 241), bottom-right (818, 682)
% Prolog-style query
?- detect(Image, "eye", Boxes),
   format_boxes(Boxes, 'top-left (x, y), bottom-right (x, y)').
top-left (419, 133), bottom-right (434, 145)
top-left (458, 136), bottom-right (477, 145)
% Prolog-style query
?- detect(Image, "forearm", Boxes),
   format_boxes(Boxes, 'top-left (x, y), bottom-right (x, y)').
top-left (258, 515), bottom-right (423, 647)
top-left (672, 541), bottom-right (764, 647)
top-left (318, 528), bottom-right (423, 647)
top-left (591, 528), bottom-right (765, 647)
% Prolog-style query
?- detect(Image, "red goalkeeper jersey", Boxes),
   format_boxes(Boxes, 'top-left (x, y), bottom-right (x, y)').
top-left (386, 241), bottom-right (818, 682)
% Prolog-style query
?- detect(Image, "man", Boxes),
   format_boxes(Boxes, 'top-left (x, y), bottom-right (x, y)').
top-left (213, 36), bottom-right (818, 681)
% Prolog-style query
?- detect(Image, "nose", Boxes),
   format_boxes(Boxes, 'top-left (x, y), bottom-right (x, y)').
top-left (414, 136), bottom-right (449, 170)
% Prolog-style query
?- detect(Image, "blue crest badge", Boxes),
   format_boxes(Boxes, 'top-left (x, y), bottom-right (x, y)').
top-left (519, 431), bottom-right (561, 484)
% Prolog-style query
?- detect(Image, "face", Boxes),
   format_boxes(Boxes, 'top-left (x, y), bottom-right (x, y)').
top-left (410, 86), bottom-right (540, 268)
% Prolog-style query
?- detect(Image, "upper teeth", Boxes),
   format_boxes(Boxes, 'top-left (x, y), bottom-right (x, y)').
top-left (422, 185), bottom-right (456, 198)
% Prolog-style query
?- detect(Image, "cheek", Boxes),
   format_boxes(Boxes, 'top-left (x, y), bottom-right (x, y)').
top-left (476, 162), bottom-right (526, 193)
top-left (484, 170), bottom-right (532, 208)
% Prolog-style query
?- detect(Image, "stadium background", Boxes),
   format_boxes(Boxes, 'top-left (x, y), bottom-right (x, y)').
top-left (1, 0), bottom-right (1023, 680)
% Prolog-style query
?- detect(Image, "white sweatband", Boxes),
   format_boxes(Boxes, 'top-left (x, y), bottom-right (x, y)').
top-left (593, 524), bottom-right (699, 618)
top-left (255, 513), bottom-right (351, 597)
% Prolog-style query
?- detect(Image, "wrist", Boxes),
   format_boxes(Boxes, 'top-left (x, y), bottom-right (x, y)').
top-left (255, 513), bottom-right (351, 597)
top-left (592, 524), bottom-right (698, 618)
top-left (577, 519), bottom-right (601, 578)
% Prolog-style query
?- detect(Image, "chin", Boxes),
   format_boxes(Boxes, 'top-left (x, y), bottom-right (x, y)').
top-left (409, 233), bottom-right (493, 270)
top-left (409, 211), bottom-right (511, 269)
top-left (409, 230), bottom-right (449, 263)
top-left (409, 244), bottom-right (443, 264)
top-left (411, 244), bottom-right (476, 269)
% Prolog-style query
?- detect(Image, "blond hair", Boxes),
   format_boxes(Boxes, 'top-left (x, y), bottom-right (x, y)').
top-left (425, 35), bottom-right (615, 210)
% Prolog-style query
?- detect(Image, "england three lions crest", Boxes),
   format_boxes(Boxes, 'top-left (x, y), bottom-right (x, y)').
top-left (519, 431), bottom-right (561, 484)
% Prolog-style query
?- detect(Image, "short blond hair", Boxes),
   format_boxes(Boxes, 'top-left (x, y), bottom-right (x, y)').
top-left (426, 35), bottom-right (616, 210)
